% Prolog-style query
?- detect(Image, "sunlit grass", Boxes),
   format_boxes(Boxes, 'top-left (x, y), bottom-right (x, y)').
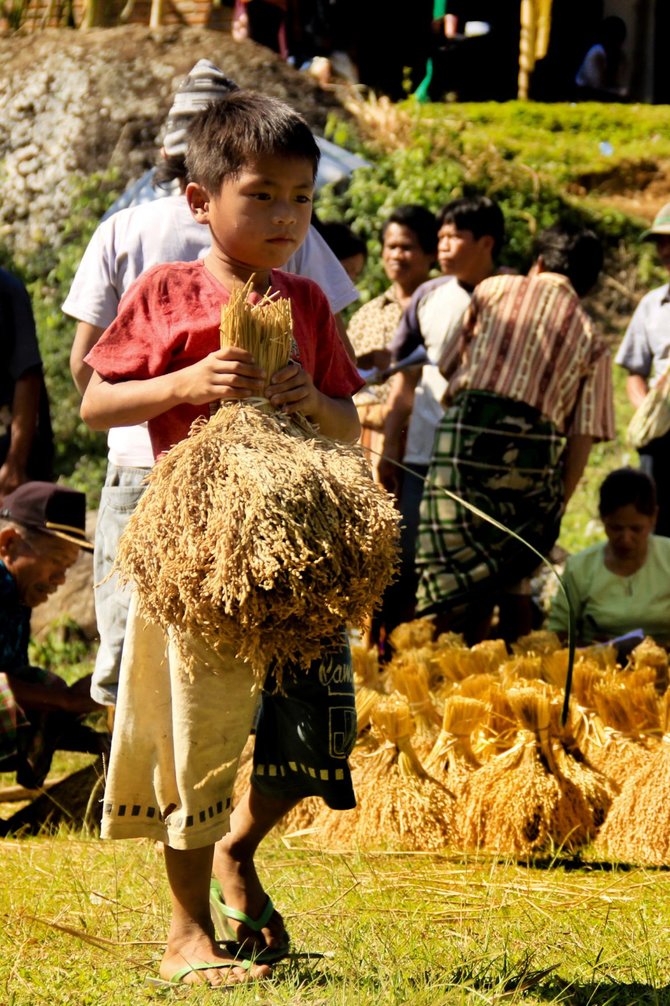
top-left (3, 832), bottom-right (670, 1004)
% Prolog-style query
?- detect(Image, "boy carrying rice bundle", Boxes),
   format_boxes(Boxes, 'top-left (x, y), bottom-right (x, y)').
top-left (81, 92), bottom-right (390, 989)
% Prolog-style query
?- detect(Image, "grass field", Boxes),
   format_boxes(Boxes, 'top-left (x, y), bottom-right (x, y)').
top-left (3, 826), bottom-right (670, 1005)
top-left (0, 350), bottom-right (654, 1005)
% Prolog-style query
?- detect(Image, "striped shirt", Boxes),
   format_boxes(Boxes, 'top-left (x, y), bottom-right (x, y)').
top-left (438, 272), bottom-right (615, 440)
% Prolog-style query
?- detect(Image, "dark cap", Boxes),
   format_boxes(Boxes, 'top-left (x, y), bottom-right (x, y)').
top-left (0, 481), bottom-right (93, 552)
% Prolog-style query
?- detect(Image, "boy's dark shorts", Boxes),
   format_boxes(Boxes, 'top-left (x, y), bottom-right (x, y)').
top-left (251, 633), bottom-right (357, 810)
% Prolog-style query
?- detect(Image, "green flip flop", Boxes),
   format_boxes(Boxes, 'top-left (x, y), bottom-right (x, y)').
top-left (145, 957), bottom-right (252, 988)
top-left (209, 878), bottom-right (291, 964)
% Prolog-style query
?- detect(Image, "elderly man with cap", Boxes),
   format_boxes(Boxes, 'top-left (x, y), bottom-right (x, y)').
top-left (616, 203), bottom-right (670, 536)
top-left (0, 482), bottom-right (105, 789)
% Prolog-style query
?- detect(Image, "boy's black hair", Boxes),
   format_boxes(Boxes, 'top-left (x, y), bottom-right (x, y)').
top-left (437, 196), bottom-right (505, 259)
top-left (154, 154), bottom-right (188, 191)
top-left (381, 205), bottom-right (438, 256)
top-left (533, 224), bottom-right (603, 297)
top-left (599, 467), bottom-right (657, 518)
top-left (314, 220), bottom-right (367, 262)
top-left (185, 90), bottom-right (320, 193)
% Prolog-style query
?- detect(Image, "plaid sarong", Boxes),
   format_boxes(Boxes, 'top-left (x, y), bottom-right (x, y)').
top-left (415, 391), bottom-right (564, 617)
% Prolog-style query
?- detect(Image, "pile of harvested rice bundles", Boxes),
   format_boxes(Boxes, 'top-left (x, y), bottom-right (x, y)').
top-left (276, 628), bottom-right (670, 862)
top-left (115, 281), bottom-right (400, 675)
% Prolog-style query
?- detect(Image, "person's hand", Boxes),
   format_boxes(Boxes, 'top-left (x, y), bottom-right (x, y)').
top-left (378, 454), bottom-right (402, 497)
top-left (65, 675), bottom-right (103, 715)
top-left (0, 460), bottom-right (25, 503)
top-left (356, 349), bottom-right (392, 372)
top-left (174, 347), bottom-right (266, 406)
top-left (267, 361), bottom-right (322, 418)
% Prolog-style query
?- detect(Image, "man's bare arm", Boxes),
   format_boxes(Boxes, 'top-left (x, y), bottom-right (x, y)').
top-left (563, 434), bottom-right (593, 506)
top-left (626, 373), bottom-right (649, 410)
top-left (70, 321), bottom-right (104, 395)
top-left (378, 368), bottom-right (421, 493)
top-left (0, 369), bottom-right (42, 499)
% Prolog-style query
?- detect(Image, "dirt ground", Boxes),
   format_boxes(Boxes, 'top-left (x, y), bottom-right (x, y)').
top-left (572, 158), bottom-right (670, 222)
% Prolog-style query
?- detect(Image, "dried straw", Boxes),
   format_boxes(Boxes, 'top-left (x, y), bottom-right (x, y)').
top-left (115, 281), bottom-right (400, 677)
top-left (431, 638), bottom-right (508, 685)
top-left (581, 677), bottom-right (659, 787)
top-left (388, 618), bottom-right (436, 653)
top-left (351, 644), bottom-right (382, 689)
top-left (511, 630), bottom-right (562, 656)
top-left (547, 699), bottom-right (617, 836)
top-left (626, 636), bottom-right (669, 692)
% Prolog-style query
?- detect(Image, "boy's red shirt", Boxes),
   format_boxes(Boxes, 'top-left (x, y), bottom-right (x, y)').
top-left (85, 260), bottom-right (364, 459)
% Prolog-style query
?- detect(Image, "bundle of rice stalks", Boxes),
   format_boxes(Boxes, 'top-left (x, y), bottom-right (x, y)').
top-left (278, 795), bottom-right (325, 836)
top-left (434, 631), bottom-right (467, 651)
top-left (626, 636), bottom-right (669, 692)
top-left (115, 281), bottom-right (400, 677)
top-left (387, 654), bottom-right (441, 758)
top-left (460, 688), bottom-right (598, 856)
top-left (471, 683), bottom-right (517, 760)
top-left (577, 643), bottom-right (619, 671)
top-left (547, 699), bottom-right (617, 835)
top-left (425, 697), bottom-right (486, 809)
top-left (500, 655), bottom-right (544, 686)
top-left (582, 679), bottom-right (657, 787)
top-left (355, 683), bottom-right (383, 734)
top-left (387, 618), bottom-right (436, 653)
top-left (431, 638), bottom-right (508, 686)
top-left (456, 673), bottom-right (500, 701)
top-left (540, 652), bottom-right (608, 711)
top-left (595, 692), bottom-right (670, 865)
top-left (351, 644), bottom-right (382, 689)
top-left (311, 695), bottom-right (455, 851)
top-left (511, 630), bottom-right (562, 656)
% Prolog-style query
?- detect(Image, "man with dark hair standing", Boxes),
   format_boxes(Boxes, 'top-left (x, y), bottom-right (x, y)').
top-left (378, 195), bottom-right (504, 632)
top-left (415, 224), bottom-right (615, 643)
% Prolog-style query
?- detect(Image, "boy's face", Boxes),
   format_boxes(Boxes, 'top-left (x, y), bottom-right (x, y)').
top-left (438, 222), bottom-right (493, 284)
top-left (190, 154), bottom-right (315, 276)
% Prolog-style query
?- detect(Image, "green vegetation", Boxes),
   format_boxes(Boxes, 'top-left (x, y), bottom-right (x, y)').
top-left (11, 99), bottom-right (669, 529)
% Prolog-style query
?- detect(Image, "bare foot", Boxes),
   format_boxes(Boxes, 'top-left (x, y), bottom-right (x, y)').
top-left (212, 838), bottom-right (289, 952)
top-left (160, 923), bottom-right (272, 986)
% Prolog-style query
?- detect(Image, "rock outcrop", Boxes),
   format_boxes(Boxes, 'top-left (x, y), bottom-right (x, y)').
top-left (0, 25), bottom-right (349, 261)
